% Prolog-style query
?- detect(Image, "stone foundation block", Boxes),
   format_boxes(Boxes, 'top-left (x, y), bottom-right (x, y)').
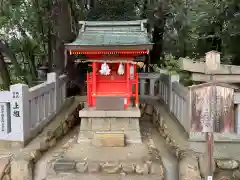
top-left (121, 162), bottom-right (135, 174)
top-left (135, 162), bottom-right (149, 175)
top-left (110, 118), bottom-right (130, 131)
top-left (101, 162), bottom-right (121, 174)
top-left (76, 162), bottom-right (88, 173)
top-left (92, 132), bottom-right (125, 147)
top-left (91, 118), bottom-right (110, 131)
top-left (88, 162), bottom-right (101, 173)
top-left (80, 118), bottom-right (92, 131)
top-left (53, 159), bottom-right (76, 172)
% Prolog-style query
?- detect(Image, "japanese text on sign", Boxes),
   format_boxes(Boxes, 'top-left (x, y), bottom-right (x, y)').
top-left (12, 92), bottom-right (19, 99)
top-left (12, 92), bottom-right (20, 118)
top-left (0, 105), bottom-right (4, 132)
top-left (12, 102), bottom-right (20, 117)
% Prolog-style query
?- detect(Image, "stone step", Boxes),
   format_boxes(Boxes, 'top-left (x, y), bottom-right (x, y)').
top-left (47, 173), bottom-right (164, 180)
top-left (50, 158), bottom-right (164, 177)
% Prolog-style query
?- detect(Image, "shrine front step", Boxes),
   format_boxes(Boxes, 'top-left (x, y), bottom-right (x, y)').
top-left (50, 159), bottom-right (164, 178)
top-left (78, 108), bottom-right (142, 146)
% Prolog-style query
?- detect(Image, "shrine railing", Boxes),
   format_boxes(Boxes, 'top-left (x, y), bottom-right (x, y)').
top-left (139, 71), bottom-right (240, 141)
top-left (0, 72), bottom-right (67, 144)
top-left (139, 72), bottom-right (190, 133)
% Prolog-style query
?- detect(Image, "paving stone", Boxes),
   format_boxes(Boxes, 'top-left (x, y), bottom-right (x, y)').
top-left (179, 156), bottom-right (201, 180)
top-left (76, 162), bottom-right (88, 173)
top-left (63, 122), bottom-right (69, 134)
top-left (199, 154), bottom-right (216, 177)
top-left (232, 169), bottom-right (240, 179)
top-left (44, 131), bottom-right (54, 142)
top-left (11, 158), bottom-right (33, 180)
top-left (149, 162), bottom-right (164, 177)
top-left (121, 162), bottom-right (135, 174)
top-left (54, 124), bottom-right (63, 139)
top-left (216, 159), bottom-right (239, 170)
top-left (29, 150), bottom-right (42, 163)
top-left (135, 162), bottom-right (149, 175)
top-left (101, 162), bottom-right (121, 174)
top-left (53, 159), bottom-right (76, 172)
top-left (214, 170), bottom-right (233, 180)
top-left (88, 162), bottom-right (100, 173)
top-left (47, 137), bottom-right (57, 148)
top-left (145, 105), bottom-right (153, 115)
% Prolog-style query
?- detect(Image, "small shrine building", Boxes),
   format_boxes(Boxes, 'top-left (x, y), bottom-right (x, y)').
top-left (65, 20), bottom-right (153, 146)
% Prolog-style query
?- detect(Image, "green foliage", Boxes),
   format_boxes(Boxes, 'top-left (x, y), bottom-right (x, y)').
top-left (161, 54), bottom-right (179, 73)
top-left (0, 0), bottom-right (240, 90)
top-left (163, 0), bottom-right (240, 62)
top-left (0, 0), bottom-right (82, 89)
top-left (86, 0), bottom-right (140, 20)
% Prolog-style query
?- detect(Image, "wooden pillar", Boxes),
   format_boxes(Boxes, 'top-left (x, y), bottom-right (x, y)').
top-left (86, 72), bottom-right (90, 106)
top-left (135, 68), bottom-right (139, 107)
top-left (126, 62), bottom-right (130, 107)
top-left (92, 62), bottom-right (97, 106)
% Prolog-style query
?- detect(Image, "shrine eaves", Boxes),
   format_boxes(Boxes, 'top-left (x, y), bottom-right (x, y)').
top-left (65, 19), bottom-right (152, 55)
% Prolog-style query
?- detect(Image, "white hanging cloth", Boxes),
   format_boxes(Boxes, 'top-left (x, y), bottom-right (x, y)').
top-left (118, 63), bottom-right (124, 75)
top-left (99, 62), bottom-right (111, 75)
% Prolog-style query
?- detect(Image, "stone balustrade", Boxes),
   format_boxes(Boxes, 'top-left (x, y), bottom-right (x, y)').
top-left (0, 72), bottom-right (67, 147)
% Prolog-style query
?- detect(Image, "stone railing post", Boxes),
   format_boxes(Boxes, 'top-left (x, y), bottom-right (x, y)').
top-left (10, 84), bottom-right (30, 142)
top-left (235, 104), bottom-right (240, 135)
top-left (149, 78), bottom-right (155, 97)
top-left (47, 73), bottom-right (58, 113)
top-left (168, 74), bottom-right (179, 112)
top-left (140, 78), bottom-right (146, 97)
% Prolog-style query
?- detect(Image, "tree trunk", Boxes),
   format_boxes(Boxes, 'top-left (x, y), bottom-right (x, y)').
top-left (0, 40), bottom-right (28, 84)
top-left (0, 53), bottom-right (11, 90)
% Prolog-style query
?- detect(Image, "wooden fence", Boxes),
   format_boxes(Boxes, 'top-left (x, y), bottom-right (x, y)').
top-left (139, 71), bottom-right (240, 142)
top-left (0, 72), bottom-right (67, 144)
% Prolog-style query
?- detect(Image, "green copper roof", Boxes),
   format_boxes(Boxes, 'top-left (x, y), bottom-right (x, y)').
top-left (65, 20), bottom-right (152, 47)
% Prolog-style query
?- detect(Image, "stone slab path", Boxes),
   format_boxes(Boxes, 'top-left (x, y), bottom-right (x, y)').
top-left (140, 116), bottom-right (178, 180)
top-left (34, 104), bottom-right (178, 180)
top-left (150, 127), bottom-right (178, 180)
top-left (153, 100), bottom-right (240, 161)
top-left (47, 174), bottom-right (163, 180)
top-left (34, 126), bottom-right (78, 180)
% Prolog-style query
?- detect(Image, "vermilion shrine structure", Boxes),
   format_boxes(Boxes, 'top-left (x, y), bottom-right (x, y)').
top-left (65, 20), bottom-right (152, 145)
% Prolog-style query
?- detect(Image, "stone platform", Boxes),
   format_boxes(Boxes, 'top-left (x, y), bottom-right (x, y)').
top-left (78, 107), bottom-right (142, 145)
top-left (45, 104), bottom-right (165, 179)
top-left (51, 140), bottom-right (164, 177)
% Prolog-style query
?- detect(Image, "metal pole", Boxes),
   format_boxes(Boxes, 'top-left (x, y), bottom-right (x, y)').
top-left (206, 132), bottom-right (214, 180)
top-left (205, 75), bottom-right (215, 180)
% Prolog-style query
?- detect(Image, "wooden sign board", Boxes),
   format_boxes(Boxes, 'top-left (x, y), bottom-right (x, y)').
top-left (190, 82), bottom-right (235, 133)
